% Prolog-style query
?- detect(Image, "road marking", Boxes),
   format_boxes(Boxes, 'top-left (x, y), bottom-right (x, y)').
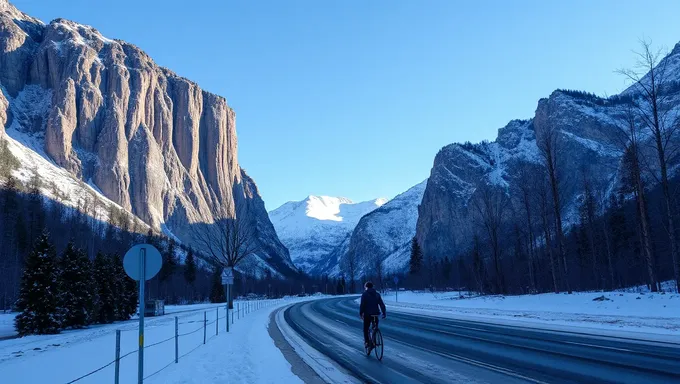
top-left (561, 340), bottom-right (634, 353)
top-left (393, 338), bottom-right (549, 384)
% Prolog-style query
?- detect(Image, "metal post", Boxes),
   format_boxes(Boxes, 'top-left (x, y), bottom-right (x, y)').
top-left (174, 317), bottom-right (178, 364)
top-left (237, 302), bottom-right (239, 320)
top-left (231, 307), bottom-right (234, 324)
top-left (203, 311), bottom-right (207, 344)
top-left (216, 308), bottom-right (219, 335)
top-left (226, 284), bottom-right (230, 333)
top-left (115, 330), bottom-right (121, 384)
top-left (138, 248), bottom-right (146, 384)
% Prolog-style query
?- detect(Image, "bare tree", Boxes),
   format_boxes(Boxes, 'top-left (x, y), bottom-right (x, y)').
top-left (517, 164), bottom-right (539, 293)
top-left (579, 168), bottom-right (600, 289)
top-left (472, 183), bottom-right (508, 294)
top-left (372, 252), bottom-right (384, 293)
top-left (537, 118), bottom-right (572, 293)
top-left (341, 248), bottom-right (358, 294)
top-left (610, 103), bottom-right (659, 292)
top-left (539, 176), bottom-right (560, 294)
top-left (192, 197), bottom-right (260, 306)
top-left (619, 40), bottom-right (680, 292)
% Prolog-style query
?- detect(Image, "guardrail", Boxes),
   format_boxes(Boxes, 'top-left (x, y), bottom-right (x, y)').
top-left (64, 298), bottom-right (284, 384)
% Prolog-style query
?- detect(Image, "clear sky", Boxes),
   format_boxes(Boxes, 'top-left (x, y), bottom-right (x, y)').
top-left (13, 0), bottom-right (680, 210)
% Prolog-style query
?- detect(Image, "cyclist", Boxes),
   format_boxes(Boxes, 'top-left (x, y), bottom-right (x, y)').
top-left (359, 281), bottom-right (386, 349)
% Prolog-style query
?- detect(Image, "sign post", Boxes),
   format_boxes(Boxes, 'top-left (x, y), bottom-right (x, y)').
top-left (123, 244), bottom-right (162, 384)
top-left (393, 276), bottom-right (399, 303)
top-left (221, 267), bottom-right (234, 332)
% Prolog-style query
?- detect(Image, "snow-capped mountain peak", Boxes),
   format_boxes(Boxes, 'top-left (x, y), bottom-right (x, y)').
top-left (269, 195), bottom-right (387, 273)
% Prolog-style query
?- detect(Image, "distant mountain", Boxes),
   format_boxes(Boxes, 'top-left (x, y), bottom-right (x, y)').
top-left (327, 180), bottom-right (427, 278)
top-left (269, 196), bottom-right (386, 274)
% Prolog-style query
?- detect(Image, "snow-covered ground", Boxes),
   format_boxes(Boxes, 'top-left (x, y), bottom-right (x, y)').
top-left (148, 300), bottom-right (304, 384)
top-left (0, 299), bottom-right (305, 384)
top-left (382, 282), bottom-right (680, 339)
top-left (0, 313), bottom-right (15, 339)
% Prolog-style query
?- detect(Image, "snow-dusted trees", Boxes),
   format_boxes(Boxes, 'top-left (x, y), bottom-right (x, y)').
top-left (619, 40), bottom-right (680, 292)
top-left (15, 231), bottom-right (62, 335)
top-left (59, 242), bottom-right (94, 328)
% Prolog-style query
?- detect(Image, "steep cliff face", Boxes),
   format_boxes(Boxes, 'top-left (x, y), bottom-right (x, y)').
top-left (416, 43), bottom-right (680, 263)
top-left (0, 0), bottom-right (295, 276)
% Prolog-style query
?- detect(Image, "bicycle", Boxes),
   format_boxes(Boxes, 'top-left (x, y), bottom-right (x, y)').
top-left (365, 315), bottom-right (384, 361)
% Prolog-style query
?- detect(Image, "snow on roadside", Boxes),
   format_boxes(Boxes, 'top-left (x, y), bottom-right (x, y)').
top-left (0, 299), bottom-right (306, 384)
top-left (148, 299), bottom-right (307, 384)
top-left (382, 283), bottom-right (680, 338)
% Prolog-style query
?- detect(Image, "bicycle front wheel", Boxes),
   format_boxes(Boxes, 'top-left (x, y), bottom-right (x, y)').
top-left (373, 329), bottom-right (383, 361)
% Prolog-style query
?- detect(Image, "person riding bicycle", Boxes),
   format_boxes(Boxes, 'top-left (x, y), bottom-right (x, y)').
top-left (359, 281), bottom-right (386, 349)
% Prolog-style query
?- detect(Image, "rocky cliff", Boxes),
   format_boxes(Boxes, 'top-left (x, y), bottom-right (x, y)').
top-left (0, 0), bottom-right (297, 276)
top-left (416, 43), bottom-right (680, 263)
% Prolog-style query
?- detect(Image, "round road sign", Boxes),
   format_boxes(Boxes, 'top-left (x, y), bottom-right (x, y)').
top-left (123, 244), bottom-right (163, 281)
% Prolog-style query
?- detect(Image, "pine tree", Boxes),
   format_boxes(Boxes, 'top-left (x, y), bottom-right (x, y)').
top-left (159, 240), bottom-right (177, 301)
top-left (210, 267), bottom-right (226, 303)
top-left (111, 254), bottom-right (136, 321)
top-left (409, 237), bottom-right (423, 275)
top-left (442, 256), bottom-right (452, 284)
top-left (184, 248), bottom-right (197, 302)
top-left (15, 231), bottom-right (62, 335)
top-left (93, 252), bottom-right (116, 323)
top-left (59, 242), bottom-right (94, 328)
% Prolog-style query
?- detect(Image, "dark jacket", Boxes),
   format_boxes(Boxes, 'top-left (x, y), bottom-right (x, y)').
top-left (360, 288), bottom-right (386, 317)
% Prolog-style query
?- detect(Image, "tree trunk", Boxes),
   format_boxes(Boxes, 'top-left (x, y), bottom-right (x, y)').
top-left (635, 178), bottom-right (658, 292)
top-left (548, 163), bottom-right (571, 294)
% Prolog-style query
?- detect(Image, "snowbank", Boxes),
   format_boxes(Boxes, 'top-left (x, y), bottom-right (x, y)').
top-left (0, 313), bottom-right (15, 339)
top-left (0, 299), bottom-right (305, 384)
top-left (382, 283), bottom-right (680, 337)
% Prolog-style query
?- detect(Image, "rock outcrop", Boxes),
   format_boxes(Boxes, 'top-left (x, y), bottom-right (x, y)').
top-left (0, 0), bottom-right (296, 276)
top-left (416, 43), bottom-right (680, 263)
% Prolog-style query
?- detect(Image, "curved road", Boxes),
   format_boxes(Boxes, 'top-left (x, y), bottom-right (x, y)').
top-left (283, 297), bottom-right (680, 384)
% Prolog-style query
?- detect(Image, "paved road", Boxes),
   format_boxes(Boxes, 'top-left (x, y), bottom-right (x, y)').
top-left (283, 297), bottom-right (680, 384)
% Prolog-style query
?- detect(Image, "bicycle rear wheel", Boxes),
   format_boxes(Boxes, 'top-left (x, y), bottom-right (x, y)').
top-left (365, 329), bottom-right (373, 356)
top-left (373, 328), bottom-right (383, 361)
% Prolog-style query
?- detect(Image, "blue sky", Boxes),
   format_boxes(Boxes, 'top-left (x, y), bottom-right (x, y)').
top-left (14, 0), bottom-right (680, 210)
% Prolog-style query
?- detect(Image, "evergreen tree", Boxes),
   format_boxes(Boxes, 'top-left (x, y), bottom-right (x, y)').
top-left (209, 267), bottom-right (226, 303)
top-left (93, 252), bottom-right (116, 323)
top-left (15, 231), bottom-right (62, 335)
top-left (111, 254), bottom-right (136, 321)
top-left (0, 139), bottom-right (20, 179)
top-left (59, 242), bottom-right (94, 328)
top-left (409, 237), bottom-right (423, 275)
top-left (159, 240), bottom-right (177, 301)
top-left (184, 248), bottom-right (197, 302)
top-left (442, 256), bottom-right (452, 284)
